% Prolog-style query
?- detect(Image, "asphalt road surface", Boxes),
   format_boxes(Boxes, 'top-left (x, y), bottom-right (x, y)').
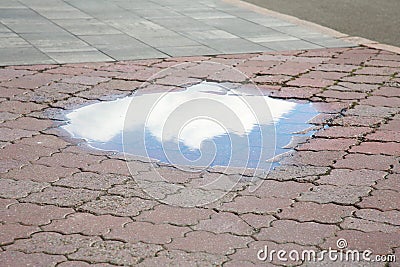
top-left (243, 0), bottom-right (400, 47)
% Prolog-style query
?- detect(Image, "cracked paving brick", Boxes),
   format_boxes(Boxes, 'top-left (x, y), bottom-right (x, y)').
top-left (314, 126), bottom-right (372, 138)
top-left (278, 202), bottom-right (356, 223)
top-left (0, 179), bottom-right (47, 199)
top-left (344, 105), bottom-right (397, 118)
top-left (104, 221), bottom-right (190, 244)
top-left (287, 77), bottom-right (334, 88)
top-left (0, 202), bottom-right (73, 226)
top-left (0, 69), bottom-right (35, 81)
top-left (247, 180), bottom-right (312, 199)
top-left (0, 142), bottom-right (59, 166)
top-left (355, 209), bottom-right (400, 226)
top-left (0, 127), bottom-right (35, 142)
top-left (322, 230), bottom-right (400, 255)
top-left (160, 187), bottom-right (236, 207)
top-left (366, 59), bottom-right (400, 68)
top-left (79, 195), bottom-right (156, 217)
top-left (253, 74), bottom-right (292, 85)
top-left (331, 115), bottom-right (384, 127)
top-left (0, 251), bottom-right (66, 267)
top-left (1, 117), bottom-right (53, 132)
top-left (318, 90), bottom-right (367, 100)
top-left (302, 70), bottom-right (348, 80)
top-left (280, 150), bottom-right (346, 167)
top-left (269, 86), bottom-right (321, 99)
top-left (68, 240), bottom-right (163, 265)
top-left (0, 100), bottom-right (45, 114)
top-left (166, 230), bottom-right (251, 255)
top-left (256, 220), bottom-right (338, 246)
top-left (362, 95), bottom-right (400, 108)
top-left (296, 138), bottom-right (357, 151)
top-left (265, 165), bottom-right (330, 182)
top-left (0, 73), bottom-right (64, 89)
top-left (358, 190), bottom-right (400, 211)
top-left (334, 153), bottom-right (397, 171)
top-left (341, 75), bottom-right (389, 84)
top-left (314, 63), bottom-right (358, 72)
top-left (35, 152), bottom-right (105, 169)
top-left (85, 159), bottom-right (148, 176)
top-left (297, 185), bottom-right (372, 204)
top-left (219, 195), bottom-right (292, 214)
top-left (239, 213), bottom-right (276, 229)
top-left (18, 134), bottom-right (69, 149)
top-left (92, 79), bottom-right (142, 92)
top-left (76, 88), bottom-right (129, 101)
top-left (43, 213), bottom-right (131, 236)
top-left (316, 169), bottom-right (386, 186)
top-left (354, 66), bottom-right (398, 76)
top-left (372, 86), bottom-right (400, 97)
top-left (3, 164), bottom-right (79, 183)
top-left (60, 76), bottom-right (110, 86)
top-left (38, 82), bottom-right (90, 94)
top-left (366, 130), bottom-right (400, 142)
top-left (192, 211), bottom-right (254, 236)
top-left (136, 204), bottom-right (213, 226)
top-left (137, 250), bottom-right (228, 267)
top-left (51, 97), bottom-right (98, 110)
top-left (21, 186), bottom-right (101, 207)
top-left (145, 167), bottom-right (201, 184)
top-left (350, 141), bottom-right (400, 156)
top-left (328, 82), bottom-right (379, 93)
top-left (137, 179), bottom-right (182, 201)
top-left (340, 217), bottom-right (398, 233)
top-left (13, 90), bottom-right (69, 104)
top-left (54, 172), bottom-right (128, 190)
top-left (375, 174), bottom-right (400, 192)
top-left (107, 180), bottom-right (151, 199)
top-left (6, 232), bottom-right (100, 255)
top-left (0, 111), bottom-right (20, 123)
top-left (0, 223), bottom-right (40, 245)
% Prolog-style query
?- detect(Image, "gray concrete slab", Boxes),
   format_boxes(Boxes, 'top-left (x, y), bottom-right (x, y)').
top-left (0, 0), bottom-right (354, 65)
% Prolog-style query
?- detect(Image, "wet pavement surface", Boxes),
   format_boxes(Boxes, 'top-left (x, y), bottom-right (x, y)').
top-left (0, 0), bottom-right (354, 65)
top-left (1, 46), bottom-right (400, 265)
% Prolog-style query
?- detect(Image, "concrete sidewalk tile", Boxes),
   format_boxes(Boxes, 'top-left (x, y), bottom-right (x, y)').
top-left (203, 38), bottom-right (273, 54)
top-left (260, 39), bottom-right (323, 51)
top-left (248, 34), bottom-right (299, 43)
top-left (0, 36), bottom-right (31, 48)
top-left (35, 9), bottom-right (92, 20)
top-left (52, 18), bottom-right (122, 36)
top-left (181, 30), bottom-right (238, 41)
top-left (135, 35), bottom-right (201, 48)
top-left (46, 50), bottom-right (114, 64)
top-left (0, 47), bottom-right (56, 66)
top-left (99, 47), bottom-right (168, 61)
top-left (158, 45), bottom-right (221, 57)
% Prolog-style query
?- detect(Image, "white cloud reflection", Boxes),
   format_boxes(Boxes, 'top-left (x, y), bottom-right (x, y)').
top-left (63, 82), bottom-right (297, 151)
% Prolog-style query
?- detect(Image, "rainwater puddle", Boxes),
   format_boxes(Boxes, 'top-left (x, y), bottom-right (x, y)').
top-left (62, 81), bottom-right (319, 170)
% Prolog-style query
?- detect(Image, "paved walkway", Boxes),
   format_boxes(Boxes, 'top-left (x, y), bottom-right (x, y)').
top-left (0, 0), bottom-right (354, 65)
top-left (1, 46), bottom-right (399, 266)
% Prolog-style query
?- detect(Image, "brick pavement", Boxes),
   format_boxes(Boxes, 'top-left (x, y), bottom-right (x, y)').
top-left (0, 46), bottom-right (399, 266)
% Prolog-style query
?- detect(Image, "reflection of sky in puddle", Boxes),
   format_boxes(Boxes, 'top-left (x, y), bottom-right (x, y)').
top-left (62, 82), bottom-right (318, 169)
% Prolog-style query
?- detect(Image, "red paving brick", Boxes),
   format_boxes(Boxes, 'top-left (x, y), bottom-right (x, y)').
top-left (1, 46), bottom-right (400, 265)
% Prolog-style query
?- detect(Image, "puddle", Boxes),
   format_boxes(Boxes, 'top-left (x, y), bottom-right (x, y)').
top-left (62, 81), bottom-right (318, 171)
